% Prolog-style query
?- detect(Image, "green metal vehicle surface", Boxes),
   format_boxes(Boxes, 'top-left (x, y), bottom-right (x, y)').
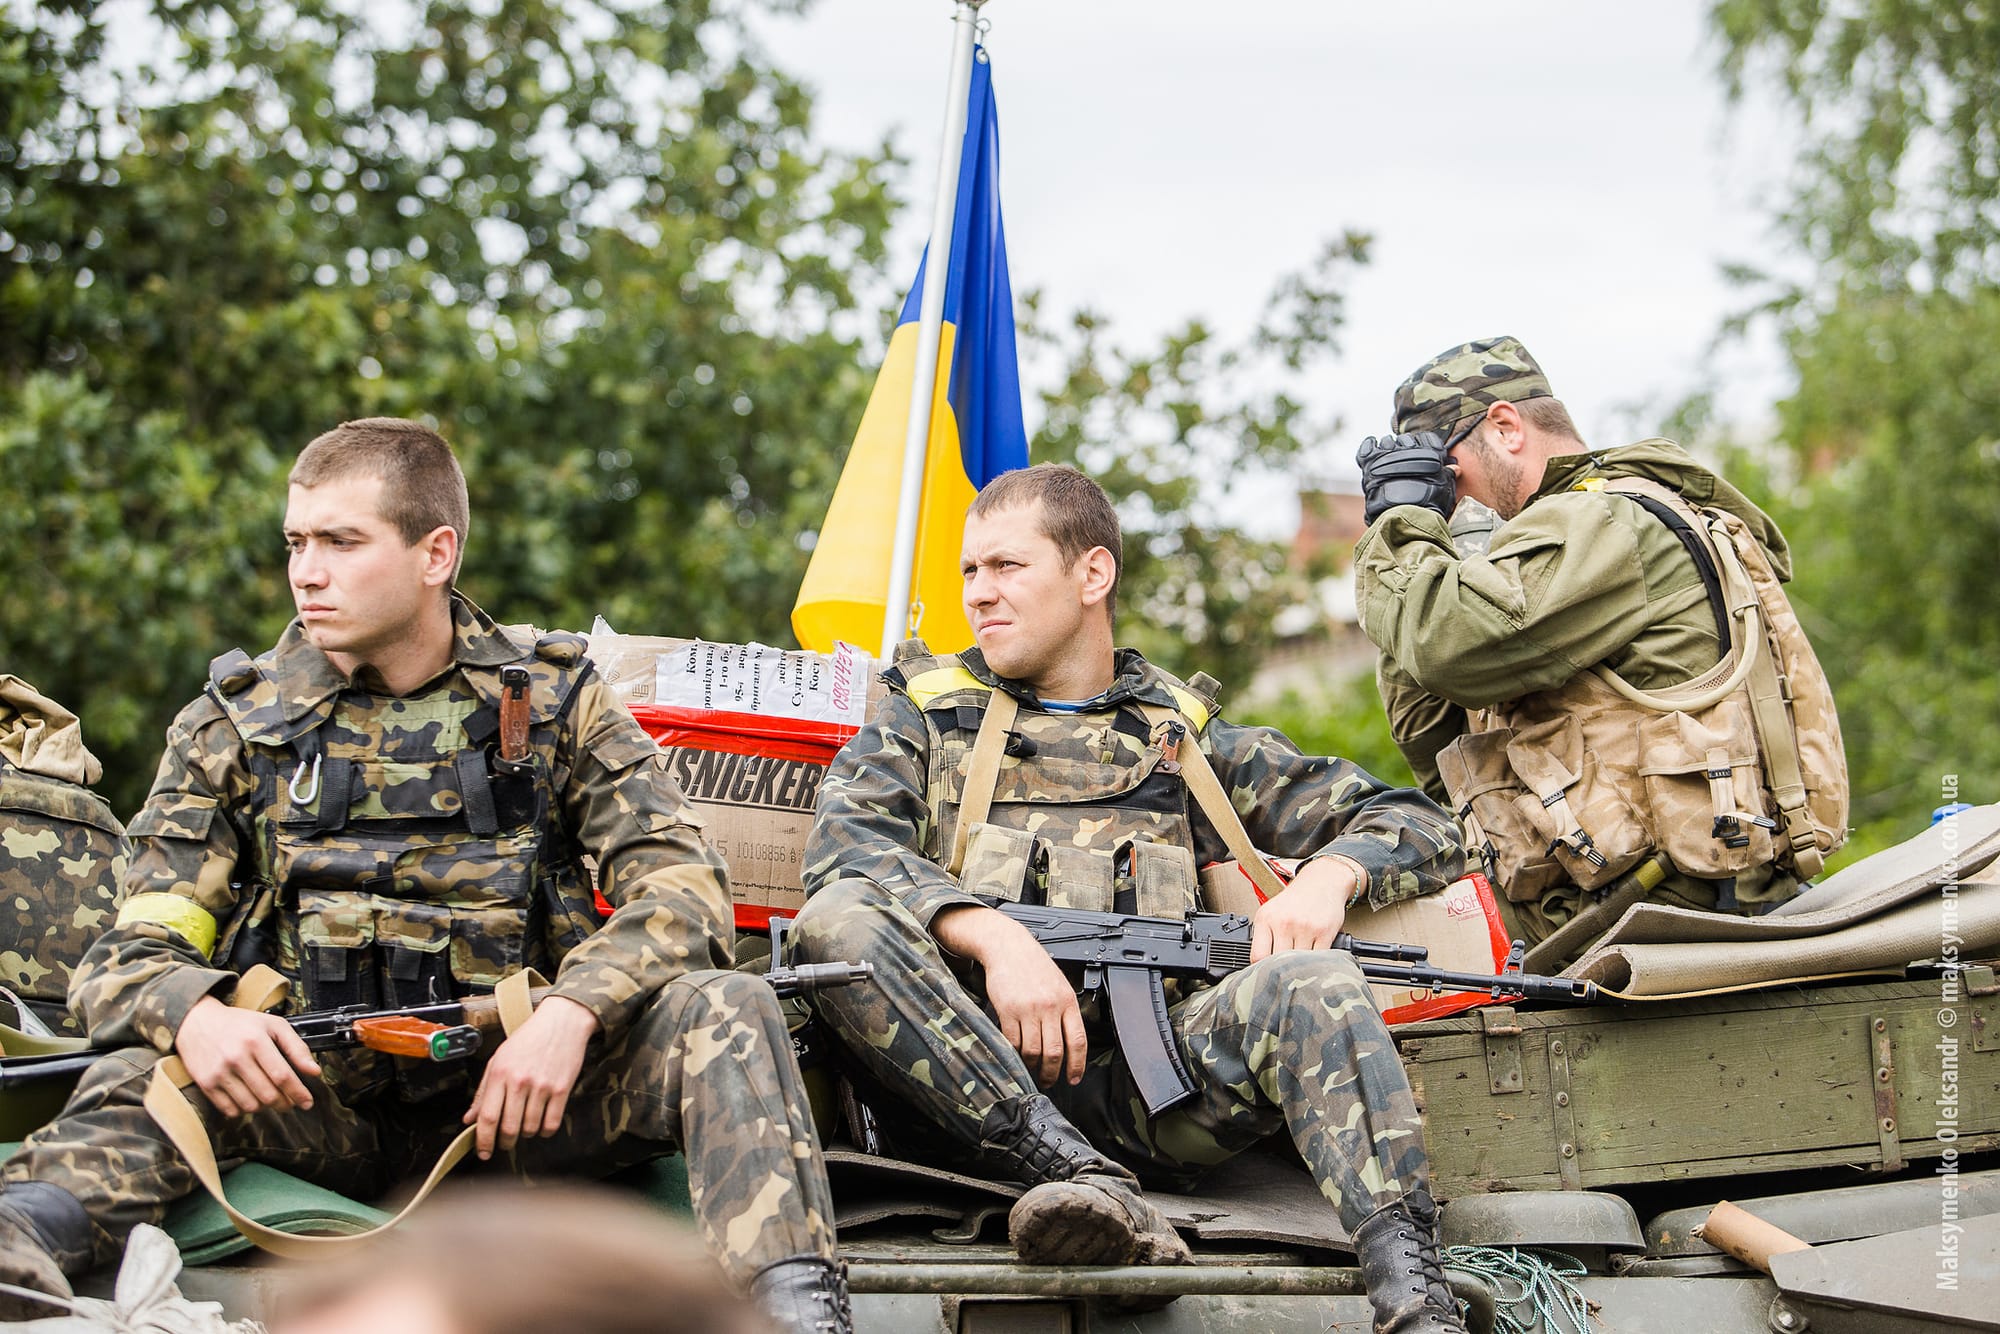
top-left (34, 956), bottom-right (1989, 1334)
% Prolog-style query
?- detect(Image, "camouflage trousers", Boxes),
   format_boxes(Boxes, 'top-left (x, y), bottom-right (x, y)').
top-left (0, 969), bottom-right (835, 1284)
top-left (789, 880), bottom-right (1428, 1229)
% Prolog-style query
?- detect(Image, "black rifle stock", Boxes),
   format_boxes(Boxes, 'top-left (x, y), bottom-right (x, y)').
top-left (990, 899), bottom-right (1599, 1117)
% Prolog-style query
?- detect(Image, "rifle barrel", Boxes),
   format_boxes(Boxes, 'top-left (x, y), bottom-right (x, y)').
top-left (0, 1049), bottom-right (105, 1088)
top-left (1359, 960), bottom-right (1598, 1002)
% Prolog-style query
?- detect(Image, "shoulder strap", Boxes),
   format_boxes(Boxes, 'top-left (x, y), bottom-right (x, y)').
top-left (1134, 702), bottom-right (1288, 904)
top-left (946, 689), bottom-right (1017, 877)
top-left (1614, 490), bottom-right (1731, 651)
top-left (1588, 479), bottom-right (1764, 713)
top-left (205, 648), bottom-right (325, 749)
top-left (906, 666), bottom-right (990, 711)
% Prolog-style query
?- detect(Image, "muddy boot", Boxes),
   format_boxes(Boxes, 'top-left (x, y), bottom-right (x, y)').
top-left (750, 1256), bottom-right (852, 1334)
top-left (981, 1094), bottom-right (1191, 1268)
top-left (1352, 1190), bottom-right (1468, 1334)
top-left (0, 1185), bottom-right (92, 1321)
top-left (1008, 1172), bottom-right (1193, 1268)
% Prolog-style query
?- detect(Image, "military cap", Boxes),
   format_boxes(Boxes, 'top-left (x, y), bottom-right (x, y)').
top-left (1392, 336), bottom-right (1553, 445)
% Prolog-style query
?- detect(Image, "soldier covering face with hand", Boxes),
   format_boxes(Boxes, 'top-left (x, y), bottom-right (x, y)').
top-left (1352, 337), bottom-right (1847, 954)
top-left (0, 419), bottom-right (851, 1334)
top-left (786, 463), bottom-right (1473, 1334)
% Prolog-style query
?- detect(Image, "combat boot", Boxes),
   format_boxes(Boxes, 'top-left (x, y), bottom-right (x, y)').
top-left (0, 1185), bottom-right (92, 1321)
top-left (981, 1094), bottom-right (1191, 1268)
top-left (750, 1255), bottom-right (852, 1334)
top-left (1351, 1189), bottom-right (1468, 1334)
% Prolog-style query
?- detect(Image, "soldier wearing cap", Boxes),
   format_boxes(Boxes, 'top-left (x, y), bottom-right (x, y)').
top-left (1351, 337), bottom-right (1847, 952)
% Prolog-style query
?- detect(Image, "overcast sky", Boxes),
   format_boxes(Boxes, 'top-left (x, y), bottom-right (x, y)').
top-left (757, 1), bottom-right (1802, 530)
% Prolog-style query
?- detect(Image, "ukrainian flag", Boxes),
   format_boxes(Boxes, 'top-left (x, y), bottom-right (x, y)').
top-left (792, 47), bottom-right (1028, 656)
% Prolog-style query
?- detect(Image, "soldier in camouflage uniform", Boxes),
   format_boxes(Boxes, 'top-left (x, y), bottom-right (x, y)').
top-left (0, 677), bottom-right (129, 1037)
top-left (1353, 337), bottom-right (1846, 949)
top-left (788, 465), bottom-right (1472, 1334)
top-left (0, 420), bottom-right (849, 1334)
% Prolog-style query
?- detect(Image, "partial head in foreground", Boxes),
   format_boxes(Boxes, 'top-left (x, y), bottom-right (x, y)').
top-left (275, 1181), bottom-right (772, 1334)
top-left (961, 464), bottom-right (1122, 699)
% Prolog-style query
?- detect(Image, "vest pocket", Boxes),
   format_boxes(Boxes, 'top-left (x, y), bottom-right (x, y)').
top-left (1439, 729), bottom-right (1566, 903)
top-left (448, 902), bottom-right (528, 993)
top-left (960, 823), bottom-right (1037, 902)
top-left (374, 900), bottom-right (452, 1007)
top-left (1122, 835), bottom-right (1198, 918)
top-left (1042, 844), bottom-right (1116, 912)
top-left (1637, 703), bottom-right (1775, 876)
top-left (295, 889), bottom-right (378, 1011)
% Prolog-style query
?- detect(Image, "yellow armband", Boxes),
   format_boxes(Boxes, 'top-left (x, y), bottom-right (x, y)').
top-left (115, 893), bottom-right (219, 959)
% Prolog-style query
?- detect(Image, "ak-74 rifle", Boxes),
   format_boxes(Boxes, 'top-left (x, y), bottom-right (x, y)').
top-left (990, 899), bottom-right (1599, 1117)
top-left (0, 954), bottom-right (874, 1090)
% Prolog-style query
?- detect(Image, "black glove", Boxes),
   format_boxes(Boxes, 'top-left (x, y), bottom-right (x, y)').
top-left (1356, 431), bottom-right (1456, 525)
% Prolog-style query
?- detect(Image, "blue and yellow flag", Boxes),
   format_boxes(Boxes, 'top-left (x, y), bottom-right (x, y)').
top-left (792, 48), bottom-right (1028, 656)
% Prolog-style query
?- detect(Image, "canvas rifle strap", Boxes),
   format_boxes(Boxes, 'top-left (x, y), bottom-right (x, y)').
top-left (1135, 703), bottom-right (1289, 906)
top-left (143, 965), bottom-right (545, 1259)
top-left (946, 688), bottom-right (1019, 877)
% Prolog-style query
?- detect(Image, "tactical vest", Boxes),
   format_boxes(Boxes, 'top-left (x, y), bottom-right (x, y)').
top-left (196, 633), bottom-right (601, 1029)
top-left (1436, 477), bottom-right (1848, 903)
top-left (891, 643), bottom-right (1227, 918)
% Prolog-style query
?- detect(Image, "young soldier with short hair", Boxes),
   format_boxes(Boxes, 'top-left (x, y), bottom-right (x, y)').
top-left (790, 463), bottom-right (1472, 1334)
top-left (0, 419), bottom-right (851, 1334)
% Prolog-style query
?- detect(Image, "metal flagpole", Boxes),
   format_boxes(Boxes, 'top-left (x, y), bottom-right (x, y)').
top-left (878, 0), bottom-right (987, 659)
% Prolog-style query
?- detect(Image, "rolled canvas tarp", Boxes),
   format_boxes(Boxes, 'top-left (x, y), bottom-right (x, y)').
top-left (1567, 804), bottom-right (2000, 996)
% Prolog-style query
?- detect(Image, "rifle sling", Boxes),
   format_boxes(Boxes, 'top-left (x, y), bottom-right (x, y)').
top-left (142, 964), bottom-right (544, 1259)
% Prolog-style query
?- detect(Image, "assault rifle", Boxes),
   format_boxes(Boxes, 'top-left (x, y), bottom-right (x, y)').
top-left (990, 899), bottom-right (1598, 1116)
top-left (0, 955), bottom-right (874, 1091)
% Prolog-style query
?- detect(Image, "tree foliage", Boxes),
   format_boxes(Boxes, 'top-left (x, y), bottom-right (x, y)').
top-left (1024, 234), bottom-right (1371, 680)
top-left (2, 0), bottom-right (897, 812)
top-left (3, 0), bottom-right (1369, 815)
top-left (1709, 0), bottom-right (2000, 854)
top-left (1714, 0), bottom-right (2000, 293)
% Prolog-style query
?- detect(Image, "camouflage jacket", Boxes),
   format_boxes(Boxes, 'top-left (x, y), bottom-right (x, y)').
top-left (0, 675), bottom-right (127, 1034)
top-left (1354, 439), bottom-right (1796, 801)
top-left (72, 596), bottom-right (730, 1060)
top-left (802, 645), bottom-right (1464, 927)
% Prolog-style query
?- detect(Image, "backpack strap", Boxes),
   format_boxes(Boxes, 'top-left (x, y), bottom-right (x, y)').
top-left (1617, 491), bottom-right (1731, 652)
top-left (1598, 478), bottom-right (1824, 877)
top-left (1588, 479), bottom-right (1763, 713)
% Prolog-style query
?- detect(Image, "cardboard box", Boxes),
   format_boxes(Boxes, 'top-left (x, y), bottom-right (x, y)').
top-left (1346, 873), bottom-right (1512, 1025)
top-left (588, 627), bottom-right (886, 930)
top-left (1198, 862), bottom-right (1512, 1025)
